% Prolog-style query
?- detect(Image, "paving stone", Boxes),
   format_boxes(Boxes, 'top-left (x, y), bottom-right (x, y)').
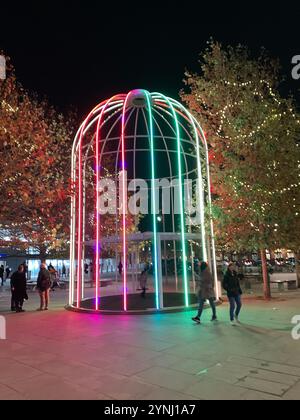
top-left (247, 369), bottom-right (298, 386)
top-left (282, 381), bottom-right (300, 400)
top-left (242, 390), bottom-right (283, 400)
top-left (183, 377), bottom-right (247, 400)
top-left (236, 376), bottom-right (290, 396)
top-left (135, 366), bottom-right (199, 392)
top-left (228, 356), bottom-right (300, 377)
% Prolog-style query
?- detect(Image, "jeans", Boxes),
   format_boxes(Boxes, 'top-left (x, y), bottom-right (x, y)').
top-left (197, 298), bottom-right (216, 319)
top-left (229, 295), bottom-right (242, 321)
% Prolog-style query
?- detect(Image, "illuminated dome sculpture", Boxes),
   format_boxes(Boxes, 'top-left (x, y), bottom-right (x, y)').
top-left (68, 89), bottom-right (218, 313)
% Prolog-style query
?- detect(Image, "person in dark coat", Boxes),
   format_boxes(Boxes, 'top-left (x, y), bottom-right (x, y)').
top-left (0, 265), bottom-right (4, 286)
top-left (118, 261), bottom-right (123, 276)
top-left (139, 263), bottom-right (150, 298)
top-left (6, 266), bottom-right (11, 281)
top-left (10, 265), bottom-right (28, 313)
top-left (37, 263), bottom-right (51, 311)
top-left (223, 263), bottom-right (243, 325)
top-left (192, 262), bottom-right (217, 324)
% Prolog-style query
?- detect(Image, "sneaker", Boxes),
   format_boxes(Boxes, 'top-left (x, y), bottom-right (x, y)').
top-left (44, 308), bottom-right (48, 311)
top-left (230, 320), bottom-right (236, 326)
top-left (235, 316), bottom-right (241, 324)
top-left (192, 317), bottom-right (201, 324)
top-left (211, 316), bottom-right (218, 322)
top-left (36, 308), bottom-right (43, 311)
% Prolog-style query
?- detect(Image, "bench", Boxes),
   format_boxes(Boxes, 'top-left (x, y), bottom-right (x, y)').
top-left (82, 279), bottom-right (114, 288)
top-left (270, 279), bottom-right (298, 292)
top-left (27, 282), bottom-right (37, 291)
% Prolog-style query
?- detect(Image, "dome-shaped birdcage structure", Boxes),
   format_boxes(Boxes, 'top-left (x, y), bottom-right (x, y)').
top-left (68, 89), bottom-right (218, 314)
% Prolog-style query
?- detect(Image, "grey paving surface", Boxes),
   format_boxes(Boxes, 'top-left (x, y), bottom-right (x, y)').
top-left (0, 287), bottom-right (300, 400)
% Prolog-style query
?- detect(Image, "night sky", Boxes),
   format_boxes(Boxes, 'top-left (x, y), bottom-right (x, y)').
top-left (1, 1), bottom-right (300, 117)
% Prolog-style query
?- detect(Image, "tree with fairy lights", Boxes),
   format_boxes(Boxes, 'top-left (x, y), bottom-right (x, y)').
top-left (182, 41), bottom-right (300, 299)
top-left (0, 53), bottom-right (75, 258)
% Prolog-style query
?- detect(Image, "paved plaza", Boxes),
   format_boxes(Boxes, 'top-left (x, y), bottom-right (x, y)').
top-left (0, 287), bottom-right (300, 400)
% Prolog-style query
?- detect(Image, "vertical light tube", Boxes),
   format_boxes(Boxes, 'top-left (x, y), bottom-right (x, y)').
top-left (153, 93), bottom-right (189, 307)
top-left (121, 93), bottom-right (131, 311)
top-left (153, 98), bottom-right (208, 263)
top-left (95, 96), bottom-right (121, 310)
top-left (95, 109), bottom-right (101, 310)
top-left (76, 132), bottom-right (83, 309)
top-left (71, 100), bottom-right (124, 309)
top-left (69, 141), bottom-right (77, 306)
top-left (193, 121), bottom-right (219, 300)
top-left (145, 91), bottom-right (160, 309)
top-left (173, 102), bottom-right (207, 262)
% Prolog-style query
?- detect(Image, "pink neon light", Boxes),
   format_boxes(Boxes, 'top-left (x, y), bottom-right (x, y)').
top-left (76, 132), bottom-right (83, 308)
top-left (121, 92), bottom-right (132, 311)
top-left (95, 95), bottom-right (123, 310)
top-left (76, 102), bottom-right (115, 309)
top-left (75, 94), bottom-right (126, 310)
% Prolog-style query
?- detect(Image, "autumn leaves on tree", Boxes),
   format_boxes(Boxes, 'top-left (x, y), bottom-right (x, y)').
top-left (0, 54), bottom-right (74, 256)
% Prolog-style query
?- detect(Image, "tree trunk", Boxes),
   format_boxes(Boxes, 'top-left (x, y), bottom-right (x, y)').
top-left (261, 249), bottom-right (271, 300)
top-left (295, 252), bottom-right (300, 288)
top-left (39, 246), bottom-right (48, 263)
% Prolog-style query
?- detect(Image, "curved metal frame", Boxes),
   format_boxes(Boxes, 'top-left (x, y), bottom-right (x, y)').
top-left (69, 90), bottom-right (218, 312)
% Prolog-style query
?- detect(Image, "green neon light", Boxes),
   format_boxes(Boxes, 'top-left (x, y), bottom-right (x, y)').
top-left (153, 92), bottom-right (189, 307)
top-left (169, 99), bottom-right (208, 262)
top-left (145, 91), bottom-right (160, 310)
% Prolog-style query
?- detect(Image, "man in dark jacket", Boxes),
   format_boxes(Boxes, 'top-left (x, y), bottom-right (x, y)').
top-left (223, 263), bottom-right (243, 325)
top-left (37, 263), bottom-right (51, 311)
top-left (11, 265), bottom-right (28, 313)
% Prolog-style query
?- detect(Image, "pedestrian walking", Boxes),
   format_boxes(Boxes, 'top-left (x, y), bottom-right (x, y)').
top-left (10, 265), bottom-right (28, 313)
top-left (0, 265), bottom-right (4, 286)
top-left (223, 263), bottom-right (243, 325)
top-left (192, 262), bottom-right (217, 324)
top-left (62, 263), bottom-right (67, 278)
top-left (37, 263), bottom-right (51, 311)
top-left (5, 266), bottom-right (11, 281)
top-left (118, 261), bottom-right (123, 276)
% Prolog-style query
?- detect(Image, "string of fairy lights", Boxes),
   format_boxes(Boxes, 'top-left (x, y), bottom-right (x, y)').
top-left (199, 79), bottom-right (300, 141)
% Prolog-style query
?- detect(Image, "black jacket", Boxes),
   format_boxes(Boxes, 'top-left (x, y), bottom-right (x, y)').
top-left (11, 271), bottom-right (27, 300)
top-left (37, 268), bottom-right (51, 291)
top-left (223, 270), bottom-right (243, 298)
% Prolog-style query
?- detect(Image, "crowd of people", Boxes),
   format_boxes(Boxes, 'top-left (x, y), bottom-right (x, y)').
top-left (5, 262), bottom-right (65, 313)
top-left (3, 257), bottom-right (244, 323)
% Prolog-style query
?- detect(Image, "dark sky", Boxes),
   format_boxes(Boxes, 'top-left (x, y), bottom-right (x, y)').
top-left (1, 1), bottom-right (300, 117)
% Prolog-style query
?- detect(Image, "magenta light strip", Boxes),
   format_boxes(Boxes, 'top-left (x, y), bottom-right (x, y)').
top-left (121, 92), bottom-right (132, 311)
top-left (76, 130), bottom-right (83, 308)
top-left (95, 95), bottom-right (123, 310)
top-left (76, 102), bottom-right (110, 309)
